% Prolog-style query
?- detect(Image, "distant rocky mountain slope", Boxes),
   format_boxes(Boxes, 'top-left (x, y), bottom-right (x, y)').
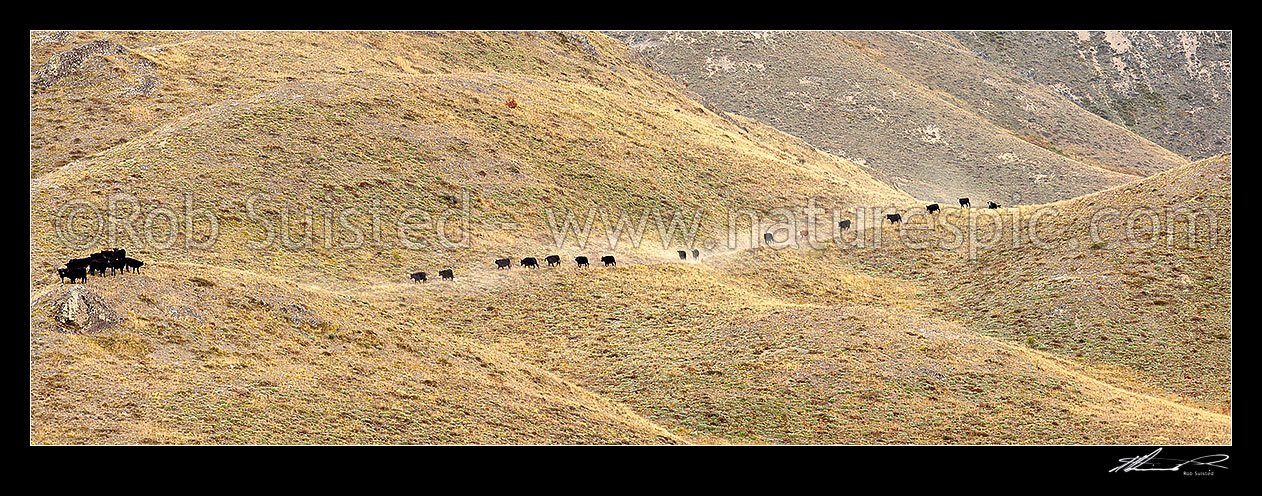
top-left (607, 31), bottom-right (1193, 205)
top-left (951, 31), bottom-right (1231, 160)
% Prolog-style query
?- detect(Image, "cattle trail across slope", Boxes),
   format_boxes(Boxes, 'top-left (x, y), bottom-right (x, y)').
top-left (31, 233), bottom-right (1229, 444)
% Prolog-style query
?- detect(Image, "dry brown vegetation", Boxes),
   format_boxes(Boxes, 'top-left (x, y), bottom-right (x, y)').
top-left (608, 31), bottom-right (1191, 203)
top-left (835, 155), bottom-right (1232, 413)
top-left (953, 31), bottom-right (1231, 161)
top-left (30, 31), bottom-right (1229, 444)
top-left (844, 31), bottom-right (1191, 176)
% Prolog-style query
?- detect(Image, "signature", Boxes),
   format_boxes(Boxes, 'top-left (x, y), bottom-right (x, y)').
top-left (1110, 448), bottom-right (1230, 473)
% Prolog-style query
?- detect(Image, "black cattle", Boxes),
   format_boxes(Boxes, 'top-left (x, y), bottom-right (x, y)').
top-left (521, 257), bottom-right (539, 268)
top-left (439, 269), bottom-right (454, 280)
top-left (109, 257), bottom-right (126, 275)
top-left (601, 255), bottom-right (616, 267)
top-left (545, 255), bottom-right (561, 267)
top-left (926, 203), bottom-right (940, 214)
top-left (959, 198), bottom-right (970, 208)
top-left (691, 249), bottom-right (700, 259)
top-left (112, 248), bottom-right (125, 259)
top-left (886, 213), bottom-right (902, 224)
top-left (764, 232), bottom-right (775, 244)
top-left (59, 267), bottom-right (87, 284)
top-left (411, 271), bottom-right (427, 283)
top-left (66, 257), bottom-right (91, 269)
top-left (124, 257), bottom-right (144, 272)
top-left (88, 259), bottom-right (108, 276)
top-left (678, 250), bottom-right (687, 260)
top-left (839, 220), bottom-right (851, 231)
top-left (575, 256), bottom-right (590, 267)
top-left (494, 258), bottom-right (511, 269)
top-left (988, 201), bottom-right (1000, 209)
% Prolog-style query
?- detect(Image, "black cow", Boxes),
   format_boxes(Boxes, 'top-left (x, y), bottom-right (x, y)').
top-left (124, 257), bottom-right (144, 272)
top-left (88, 259), bottom-right (108, 276)
top-left (601, 255), bottom-right (616, 267)
top-left (886, 213), bottom-right (902, 224)
top-left (691, 249), bottom-right (699, 259)
top-left (678, 250), bottom-right (687, 260)
top-left (495, 258), bottom-right (511, 269)
top-left (66, 257), bottom-right (91, 269)
top-left (763, 232), bottom-right (775, 244)
top-left (926, 204), bottom-right (940, 214)
top-left (521, 257), bottom-right (539, 268)
top-left (545, 255), bottom-right (561, 267)
top-left (839, 220), bottom-right (851, 231)
top-left (988, 201), bottom-right (1000, 209)
top-left (59, 267), bottom-right (87, 284)
top-left (410, 271), bottom-right (427, 283)
top-left (112, 248), bottom-right (125, 259)
top-left (109, 257), bottom-right (126, 275)
top-left (575, 256), bottom-right (590, 267)
top-left (959, 198), bottom-right (970, 208)
top-left (439, 269), bottom-right (454, 280)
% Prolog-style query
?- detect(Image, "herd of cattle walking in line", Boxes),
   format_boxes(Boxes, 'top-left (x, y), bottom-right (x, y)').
top-left (54, 200), bottom-right (1003, 286)
top-left (57, 248), bottom-right (145, 283)
top-left (409, 253), bottom-right (636, 283)
top-left (883, 198), bottom-right (1000, 224)
top-left (410, 198), bottom-right (1002, 283)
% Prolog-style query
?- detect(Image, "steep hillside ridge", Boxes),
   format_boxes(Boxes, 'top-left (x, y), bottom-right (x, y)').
top-left (32, 30), bottom-right (852, 179)
top-left (30, 264), bottom-right (682, 444)
top-left (952, 31), bottom-right (1231, 160)
top-left (31, 235), bottom-right (1231, 444)
top-left (607, 31), bottom-right (1168, 204)
top-left (367, 240), bottom-right (1228, 444)
top-left (32, 31), bottom-right (222, 177)
top-left (31, 31), bottom-right (1229, 445)
top-left (839, 155), bottom-right (1231, 411)
top-left (32, 31), bottom-right (914, 288)
top-left (842, 31), bottom-right (1188, 176)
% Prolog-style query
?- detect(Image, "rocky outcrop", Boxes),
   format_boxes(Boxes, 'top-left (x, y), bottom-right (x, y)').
top-left (51, 287), bottom-right (120, 334)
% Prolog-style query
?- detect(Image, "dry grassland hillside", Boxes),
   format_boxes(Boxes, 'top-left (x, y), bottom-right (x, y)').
top-left (31, 31), bottom-right (1229, 444)
top-left (608, 31), bottom-right (1192, 204)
